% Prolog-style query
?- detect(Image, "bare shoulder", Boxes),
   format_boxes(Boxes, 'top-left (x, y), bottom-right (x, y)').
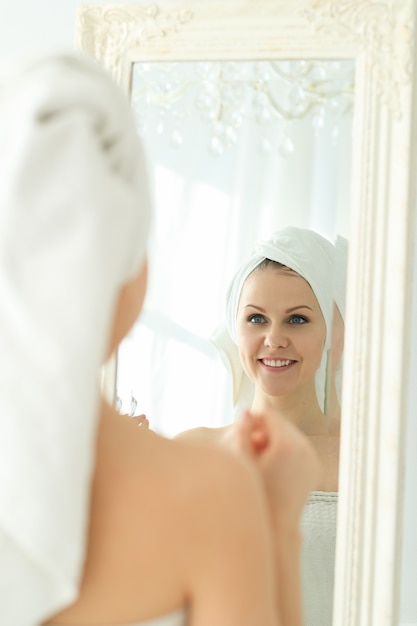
top-left (93, 413), bottom-right (262, 533)
top-left (133, 427), bottom-right (269, 554)
top-left (139, 426), bottom-right (260, 508)
top-left (50, 413), bottom-right (277, 625)
top-left (170, 432), bottom-right (259, 497)
top-left (161, 431), bottom-right (279, 625)
top-left (93, 418), bottom-right (269, 583)
top-left (308, 432), bottom-right (340, 492)
top-left (174, 423), bottom-right (231, 444)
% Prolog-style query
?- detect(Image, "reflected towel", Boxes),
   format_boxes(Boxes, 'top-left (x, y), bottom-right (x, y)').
top-left (211, 227), bottom-right (339, 412)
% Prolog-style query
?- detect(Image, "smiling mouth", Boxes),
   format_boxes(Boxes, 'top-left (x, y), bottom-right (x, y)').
top-left (260, 358), bottom-right (296, 368)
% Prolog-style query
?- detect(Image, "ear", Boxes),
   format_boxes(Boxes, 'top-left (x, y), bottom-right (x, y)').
top-left (105, 260), bottom-right (148, 360)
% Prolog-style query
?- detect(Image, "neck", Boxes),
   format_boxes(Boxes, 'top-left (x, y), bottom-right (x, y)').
top-left (326, 379), bottom-right (342, 422)
top-left (251, 388), bottom-right (338, 436)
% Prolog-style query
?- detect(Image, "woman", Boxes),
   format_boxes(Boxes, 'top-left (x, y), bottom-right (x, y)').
top-left (177, 227), bottom-right (346, 625)
top-left (0, 53), bottom-right (319, 626)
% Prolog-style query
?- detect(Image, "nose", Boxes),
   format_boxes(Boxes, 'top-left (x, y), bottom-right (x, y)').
top-left (264, 325), bottom-right (288, 349)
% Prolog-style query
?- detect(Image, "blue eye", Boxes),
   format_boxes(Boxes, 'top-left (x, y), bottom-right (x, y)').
top-left (289, 315), bottom-right (308, 325)
top-left (248, 314), bottom-right (266, 324)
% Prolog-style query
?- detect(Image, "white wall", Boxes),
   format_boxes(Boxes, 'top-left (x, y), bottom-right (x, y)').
top-left (0, 1), bottom-right (416, 623)
top-left (0, 0), bottom-right (80, 56)
top-left (0, 0), bottom-right (177, 57)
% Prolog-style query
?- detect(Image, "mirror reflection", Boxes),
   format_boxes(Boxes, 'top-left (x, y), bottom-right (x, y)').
top-left (173, 226), bottom-right (346, 626)
top-left (116, 59), bottom-right (353, 435)
top-left (132, 60), bottom-right (354, 158)
top-left (114, 59), bottom-right (353, 626)
top-left (112, 59), bottom-right (353, 626)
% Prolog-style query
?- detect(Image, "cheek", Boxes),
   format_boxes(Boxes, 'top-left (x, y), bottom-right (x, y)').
top-left (237, 326), bottom-right (257, 360)
top-left (294, 320), bottom-right (326, 364)
top-left (237, 332), bottom-right (259, 381)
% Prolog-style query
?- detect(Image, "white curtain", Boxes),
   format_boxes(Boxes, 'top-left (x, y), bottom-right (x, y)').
top-left (116, 62), bottom-right (353, 437)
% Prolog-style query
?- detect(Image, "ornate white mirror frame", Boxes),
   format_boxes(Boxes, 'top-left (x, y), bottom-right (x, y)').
top-left (76, 2), bottom-right (417, 624)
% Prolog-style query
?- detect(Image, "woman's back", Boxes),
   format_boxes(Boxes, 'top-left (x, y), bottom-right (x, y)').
top-left (45, 403), bottom-right (280, 626)
top-left (1, 52), bottom-right (319, 626)
top-left (50, 608), bottom-right (186, 626)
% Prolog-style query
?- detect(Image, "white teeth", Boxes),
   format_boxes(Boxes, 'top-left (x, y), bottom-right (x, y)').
top-left (262, 358), bottom-right (292, 367)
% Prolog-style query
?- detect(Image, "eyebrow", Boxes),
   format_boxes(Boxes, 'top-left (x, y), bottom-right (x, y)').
top-left (244, 304), bottom-right (313, 313)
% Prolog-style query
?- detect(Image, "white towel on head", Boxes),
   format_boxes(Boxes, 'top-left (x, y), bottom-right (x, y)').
top-left (0, 52), bottom-right (151, 625)
top-left (333, 234), bottom-right (348, 402)
top-left (212, 227), bottom-right (336, 414)
top-left (333, 234), bottom-right (348, 320)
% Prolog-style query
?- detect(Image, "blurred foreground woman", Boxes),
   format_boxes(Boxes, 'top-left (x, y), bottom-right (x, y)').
top-left (0, 52), bottom-right (318, 626)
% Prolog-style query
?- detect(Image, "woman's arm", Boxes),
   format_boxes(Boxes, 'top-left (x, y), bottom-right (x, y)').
top-left (227, 410), bottom-right (320, 626)
top-left (180, 409), bottom-right (319, 626)
top-left (180, 443), bottom-right (281, 626)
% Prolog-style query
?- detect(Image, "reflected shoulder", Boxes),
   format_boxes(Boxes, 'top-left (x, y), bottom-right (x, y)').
top-left (173, 424), bottom-right (231, 444)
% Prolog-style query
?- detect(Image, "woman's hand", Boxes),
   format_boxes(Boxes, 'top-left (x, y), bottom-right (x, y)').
top-left (129, 413), bottom-right (150, 429)
top-left (229, 409), bottom-right (320, 528)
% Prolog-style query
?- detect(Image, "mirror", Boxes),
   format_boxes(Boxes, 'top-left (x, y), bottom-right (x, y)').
top-left (119, 59), bottom-right (352, 625)
top-left (114, 58), bottom-right (353, 436)
top-left (76, 2), bottom-right (417, 625)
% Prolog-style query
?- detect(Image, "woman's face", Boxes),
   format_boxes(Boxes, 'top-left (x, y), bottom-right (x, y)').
top-left (236, 265), bottom-right (326, 399)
